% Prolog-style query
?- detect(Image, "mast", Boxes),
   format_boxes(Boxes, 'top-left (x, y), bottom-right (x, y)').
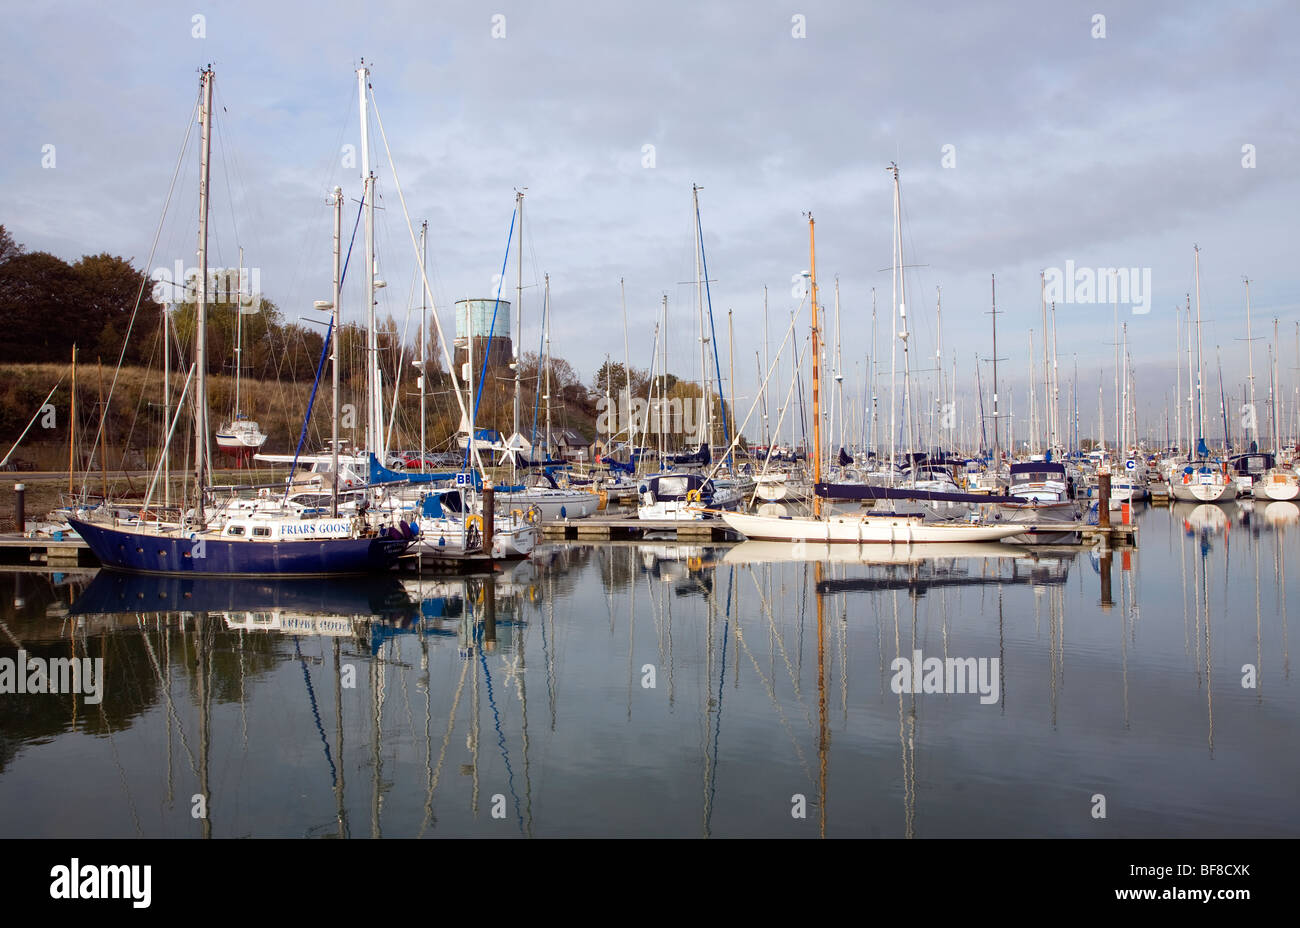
top-left (1194, 246), bottom-right (1205, 446)
top-left (1175, 305), bottom-right (1182, 455)
top-left (419, 219), bottom-right (427, 473)
top-left (621, 278), bottom-right (632, 448)
top-left (544, 274), bottom-right (552, 460)
top-left (1244, 277), bottom-right (1257, 448)
top-left (888, 165), bottom-right (899, 477)
top-left (69, 344), bottom-right (77, 495)
top-left (358, 61), bottom-right (382, 460)
top-left (661, 294), bottom-right (668, 458)
top-left (235, 246), bottom-right (243, 418)
top-left (990, 274), bottom-right (1001, 463)
top-left (331, 186), bottom-right (343, 516)
top-left (194, 66), bottom-right (213, 523)
top-left (728, 307), bottom-right (736, 465)
top-left (1050, 299), bottom-right (1060, 453)
top-left (834, 280), bottom-right (844, 458)
top-left (1112, 271), bottom-right (1119, 458)
top-left (693, 184), bottom-right (710, 451)
top-left (162, 306), bottom-right (170, 511)
top-left (762, 286), bottom-right (770, 449)
top-left (808, 212), bottom-right (822, 516)
top-left (513, 189), bottom-right (524, 481)
top-left (1041, 270), bottom-right (1049, 452)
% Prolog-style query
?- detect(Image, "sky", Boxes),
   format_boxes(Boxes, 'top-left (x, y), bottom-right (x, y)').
top-left (3, 0), bottom-right (1298, 448)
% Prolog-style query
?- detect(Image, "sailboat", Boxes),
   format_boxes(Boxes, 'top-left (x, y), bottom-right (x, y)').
top-left (69, 68), bottom-right (414, 576)
top-left (1169, 246), bottom-right (1237, 503)
top-left (722, 207), bottom-right (1024, 545)
top-left (215, 251), bottom-right (268, 460)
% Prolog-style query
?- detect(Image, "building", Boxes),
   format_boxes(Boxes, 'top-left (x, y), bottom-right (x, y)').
top-left (453, 298), bottom-right (513, 377)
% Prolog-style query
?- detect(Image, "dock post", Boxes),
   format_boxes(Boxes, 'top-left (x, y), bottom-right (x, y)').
top-left (482, 480), bottom-right (495, 557)
top-left (1099, 550), bottom-right (1113, 609)
top-left (1098, 472), bottom-right (1111, 529)
top-left (14, 483), bottom-right (25, 536)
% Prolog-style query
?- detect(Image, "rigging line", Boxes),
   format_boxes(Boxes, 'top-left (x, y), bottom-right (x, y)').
top-left (695, 196), bottom-right (731, 460)
top-left (294, 635), bottom-right (338, 788)
top-left (79, 93), bottom-right (198, 502)
top-left (705, 566), bottom-right (732, 837)
top-left (475, 622), bottom-right (524, 832)
top-left (466, 207), bottom-right (517, 468)
top-left (368, 87), bottom-right (484, 474)
top-left (282, 198), bottom-right (362, 489)
top-left (0, 373), bottom-right (65, 468)
top-left (419, 652), bottom-right (471, 838)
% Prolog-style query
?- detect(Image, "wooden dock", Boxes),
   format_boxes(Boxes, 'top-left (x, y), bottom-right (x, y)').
top-left (541, 516), bottom-right (740, 542)
top-left (0, 535), bottom-right (98, 568)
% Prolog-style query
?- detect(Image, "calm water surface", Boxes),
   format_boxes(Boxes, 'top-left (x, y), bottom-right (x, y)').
top-left (1, 501), bottom-right (1296, 837)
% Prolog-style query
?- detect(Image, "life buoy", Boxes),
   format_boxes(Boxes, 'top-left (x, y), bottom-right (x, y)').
top-left (685, 488), bottom-right (702, 503)
top-left (465, 514), bottom-right (483, 532)
top-left (526, 505), bottom-right (541, 525)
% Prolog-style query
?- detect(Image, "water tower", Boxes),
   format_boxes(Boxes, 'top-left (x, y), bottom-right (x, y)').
top-left (454, 298), bottom-right (513, 377)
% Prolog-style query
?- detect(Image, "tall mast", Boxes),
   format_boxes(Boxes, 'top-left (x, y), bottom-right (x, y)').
top-left (693, 184), bottom-right (710, 450)
top-left (69, 344), bottom-right (77, 495)
top-left (234, 246), bottom-right (243, 418)
top-left (544, 274), bottom-right (552, 460)
top-left (808, 213), bottom-right (822, 517)
top-left (888, 165), bottom-right (899, 477)
top-left (1185, 294), bottom-right (1194, 457)
top-left (990, 274), bottom-right (1001, 463)
top-left (1194, 246), bottom-right (1205, 445)
top-left (1041, 270), bottom-right (1049, 451)
top-left (1244, 277), bottom-right (1256, 448)
top-left (162, 307), bottom-right (169, 510)
top-left (833, 279), bottom-right (843, 457)
top-left (1028, 328), bottom-right (1037, 454)
top-left (1051, 298), bottom-right (1060, 452)
top-left (1272, 317), bottom-right (1281, 452)
top-left (661, 294), bottom-right (668, 457)
top-left (513, 190), bottom-right (524, 481)
top-left (419, 219), bottom-right (428, 473)
top-left (194, 66), bottom-right (213, 522)
top-left (330, 186), bottom-right (343, 516)
top-left (621, 278), bottom-right (631, 447)
top-left (934, 285), bottom-right (942, 454)
top-left (357, 60), bottom-right (382, 459)
top-left (1175, 305), bottom-right (1182, 455)
top-left (1112, 271), bottom-right (1120, 458)
top-left (762, 286), bottom-right (770, 449)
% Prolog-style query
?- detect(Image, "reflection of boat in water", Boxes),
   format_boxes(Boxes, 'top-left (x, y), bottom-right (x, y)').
top-left (70, 570), bottom-right (416, 619)
top-left (723, 540), bottom-right (1022, 565)
top-left (1263, 501), bottom-right (1300, 526)
top-left (1173, 501), bottom-right (1233, 533)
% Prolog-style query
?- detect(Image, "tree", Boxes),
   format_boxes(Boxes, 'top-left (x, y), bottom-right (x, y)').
top-left (0, 225), bottom-right (21, 265)
top-left (74, 253), bottom-right (162, 365)
top-left (0, 251), bottom-right (87, 362)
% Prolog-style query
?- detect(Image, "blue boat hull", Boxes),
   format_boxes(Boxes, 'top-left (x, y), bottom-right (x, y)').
top-left (68, 518), bottom-right (410, 577)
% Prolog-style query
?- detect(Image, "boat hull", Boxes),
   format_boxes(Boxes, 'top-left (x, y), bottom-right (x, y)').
top-left (720, 511), bottom-right (1027, 544)
top-left (68, 518), bottom-right (410, 577)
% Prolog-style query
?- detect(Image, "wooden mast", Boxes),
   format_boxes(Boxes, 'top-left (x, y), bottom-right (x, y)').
top-left (809, 213), bottom-right (822, 518)
top-left (68, 344), bottom-right (77, 495)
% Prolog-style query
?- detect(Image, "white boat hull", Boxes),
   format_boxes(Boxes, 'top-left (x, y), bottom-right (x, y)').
top-left (720, 511), bottom-right (1027, 544)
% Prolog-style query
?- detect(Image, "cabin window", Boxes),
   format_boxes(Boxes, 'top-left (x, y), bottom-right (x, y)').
top-left (227, 525), bottom-right (245, 536)
top-left (252, 526), bottom-right (272, 537)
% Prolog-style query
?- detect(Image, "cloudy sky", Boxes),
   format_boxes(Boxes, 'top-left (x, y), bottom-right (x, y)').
top-left (3, 0), bottom-right (1297, 447)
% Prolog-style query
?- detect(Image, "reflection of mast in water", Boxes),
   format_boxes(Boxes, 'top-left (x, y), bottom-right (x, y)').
top-left (197, 612), bottom-right (212, 839)
top-left (1202, 544), bottom-right (1215, 757)
top-left (370, 654), bottom-right (383, 838)
top-left (701, 567), bottom-right (732, 838)
top-left (815, 561), bottom-right (827, 839)
top-left (892, 590), bottom-right (916, 839)
top-left (1277, 531), bottom-right (1291, 679)
top-left (1255, 535), bottom-right (1263, 705)
top-left (334, 638), bottom-right (349, 838)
